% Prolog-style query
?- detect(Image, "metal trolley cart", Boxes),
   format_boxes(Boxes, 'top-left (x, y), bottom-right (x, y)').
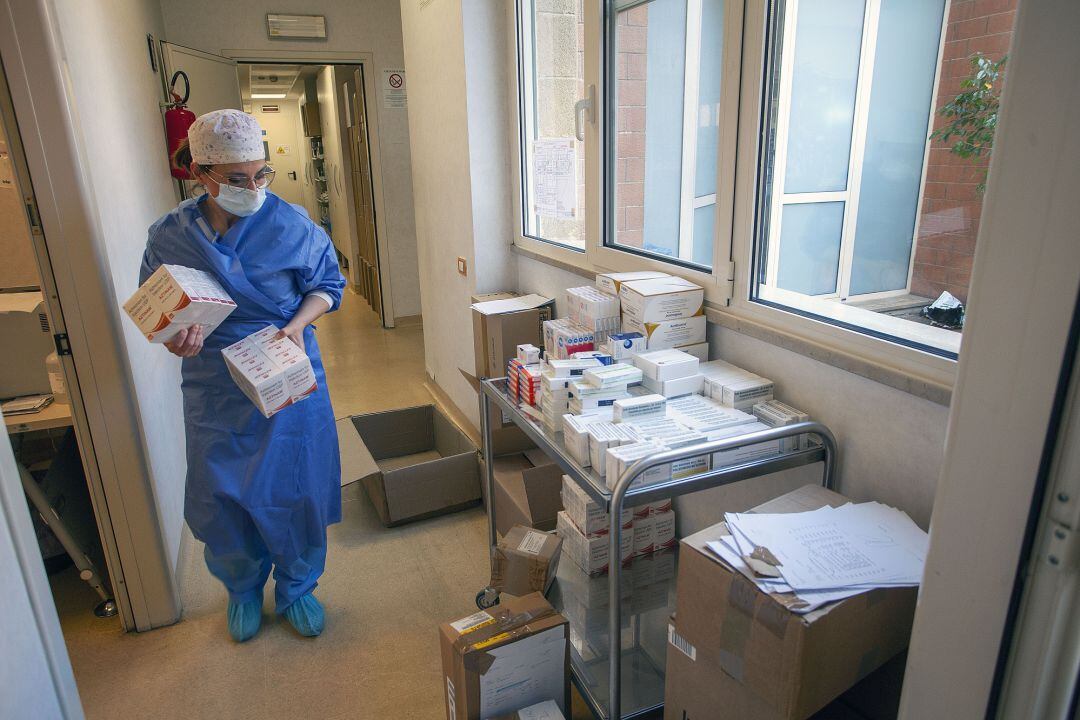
top-left (477, 377), bottom-right (838, 719)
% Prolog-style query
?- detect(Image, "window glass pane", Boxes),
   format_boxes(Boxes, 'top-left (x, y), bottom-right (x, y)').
top-left (776, 202), bottom-right (844, 295)
top-left (849, 0), bottom-right (946, 295)
top-left (692, 204), bottom-right (716, 266)
top-left (783, 0), bottom-right (865, 194)
top-left (694, 0), bottom-right (724, 198)
top-left (607, 0), bottom-right (721, 270)
top-left (518, 0), bottom-right (586, 250)
top-left (755, 0), bottom-right (1015, 357)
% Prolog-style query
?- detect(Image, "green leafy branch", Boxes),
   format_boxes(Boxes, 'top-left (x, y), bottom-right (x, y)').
top-left (931, 53), bottom-right (1007, 193)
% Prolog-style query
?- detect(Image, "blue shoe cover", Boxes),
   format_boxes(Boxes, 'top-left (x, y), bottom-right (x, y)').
top-left (283, 593), bottom-right (324, 637)
top-left (227, 597), bottom-right (262, 642)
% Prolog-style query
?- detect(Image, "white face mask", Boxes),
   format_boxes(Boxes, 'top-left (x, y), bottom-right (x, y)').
top-left (212, 184), bottom-right (266, 217)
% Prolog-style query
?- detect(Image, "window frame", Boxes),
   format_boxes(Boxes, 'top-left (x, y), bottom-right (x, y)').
top-left (510, 0), bottom-right (960, 392)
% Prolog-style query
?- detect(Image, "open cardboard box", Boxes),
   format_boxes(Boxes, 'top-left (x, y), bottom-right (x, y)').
top-left (482, 450), bottom-right (562, 537)
top-left (341, 404), bottom-right (480, 526)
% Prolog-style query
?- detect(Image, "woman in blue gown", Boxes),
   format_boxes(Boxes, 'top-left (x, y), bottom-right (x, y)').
top-left (141, 109), bottom-right (345, 641)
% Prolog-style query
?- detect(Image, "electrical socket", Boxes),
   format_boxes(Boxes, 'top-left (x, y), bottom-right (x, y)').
top-left (457, 257), bottom-right (467, 276)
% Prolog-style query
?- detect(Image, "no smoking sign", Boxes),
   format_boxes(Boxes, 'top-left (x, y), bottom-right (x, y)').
top-left (382, 68), bottom-right (407, 109)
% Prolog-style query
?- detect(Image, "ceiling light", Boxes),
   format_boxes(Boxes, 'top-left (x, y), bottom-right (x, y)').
top-left (251, 93), bottom-right (287, 99)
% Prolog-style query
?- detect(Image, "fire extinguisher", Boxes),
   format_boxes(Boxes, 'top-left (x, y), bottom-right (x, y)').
top-left (164, 71), bottom-right (196, 179)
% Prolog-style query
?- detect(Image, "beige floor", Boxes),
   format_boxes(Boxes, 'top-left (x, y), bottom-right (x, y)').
top-left (49, 291), bottom-right (510, 719)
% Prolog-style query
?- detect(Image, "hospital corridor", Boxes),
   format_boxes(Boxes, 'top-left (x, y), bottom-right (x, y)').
top-left (2, 2), bottom-right (1080, 720)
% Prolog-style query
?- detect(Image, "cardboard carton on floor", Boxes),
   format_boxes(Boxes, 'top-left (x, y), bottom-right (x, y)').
top-left (123, 263), bottom-right (236, 343)
top-left (347, 404), bottom-right (479, 526)
top-left (489, 525), bottom-right (562, 597)
top-left (439, 593), bottom-right (570, 720)
top-left (221, 325), bottom-right (317, 418)
top-left (663, 484), bottom-right (918, 720)
top-left (490, 453), bottom-right (563, 536)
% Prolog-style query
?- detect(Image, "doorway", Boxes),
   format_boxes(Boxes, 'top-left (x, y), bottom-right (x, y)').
top-left (0, 62), bottom-right (121, 631)
top-left (158, 43), bottom-right (389, 324)
top-left (237, 62), bottom-right (383, 320)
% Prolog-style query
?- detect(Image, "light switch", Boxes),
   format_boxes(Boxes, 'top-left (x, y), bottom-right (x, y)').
top-left (457, 257), bottom-right (467, 276)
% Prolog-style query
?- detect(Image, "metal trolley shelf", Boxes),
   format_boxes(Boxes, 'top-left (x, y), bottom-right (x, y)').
top-left (479, 377), bottom-right (838, 719)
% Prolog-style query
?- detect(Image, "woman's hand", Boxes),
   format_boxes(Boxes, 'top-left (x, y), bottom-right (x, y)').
top-left (164, 325), bottom-right (204, 358)
top-left (275, 323), bottom-right (305, 350)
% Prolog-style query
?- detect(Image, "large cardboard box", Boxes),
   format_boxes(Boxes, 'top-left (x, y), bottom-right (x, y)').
top-left (471, 293), bottom-right (555, 378)
top-left (469, 292), bottom-right (555, 455)
top-left (439, 593), bottom-right (571, 719)
top-left (492, 454), bottom-right (563, 536)
top-left (489, 525), bottom-right (563, 597)
top-left (664, 485), bottom-right (918, 720)
top-left (349, 404), bottom-right (479, 526)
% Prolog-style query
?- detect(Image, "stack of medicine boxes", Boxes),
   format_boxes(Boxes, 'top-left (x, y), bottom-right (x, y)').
top-left (508, 344), bottom-right (542, 407)
top-left (543, 318), bottom-right (596, 360)
top-left (617, 275), bottom-right (708, 359)
top-left (565, 286), bottom-right (621, 346)
top-left (540, 357), bottom-right (602, 434)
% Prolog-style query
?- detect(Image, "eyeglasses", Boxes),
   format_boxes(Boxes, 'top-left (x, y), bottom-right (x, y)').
top-left (203, 165), bottom-right (276, 190)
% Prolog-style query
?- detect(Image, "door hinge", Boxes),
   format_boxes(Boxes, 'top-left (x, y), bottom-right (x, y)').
top-left (54, 332), bottom-right (72, 356)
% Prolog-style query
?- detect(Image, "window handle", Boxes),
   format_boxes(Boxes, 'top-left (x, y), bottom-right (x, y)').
top-left (574, 84), bottom-right (596, 143)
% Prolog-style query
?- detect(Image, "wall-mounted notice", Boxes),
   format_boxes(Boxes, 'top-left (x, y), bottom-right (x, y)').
top-left (534, 138), bottom-right (576, 219)
top-left (382, 69), bottom-right (407, 109)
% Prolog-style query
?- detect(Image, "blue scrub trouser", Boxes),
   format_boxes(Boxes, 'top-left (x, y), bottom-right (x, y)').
top-left (202, 510), bottom-right (328, 615)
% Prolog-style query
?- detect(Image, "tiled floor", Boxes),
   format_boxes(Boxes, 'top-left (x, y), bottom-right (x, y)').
top-left (48, 291), bottom-right (518, 719)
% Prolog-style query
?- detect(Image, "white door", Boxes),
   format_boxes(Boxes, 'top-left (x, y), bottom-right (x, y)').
top-left (160, 42), bottom-right (242, 118)
top-left (252, 104), bottom-right (303, 205)
top-left (0, 424), bottom-right (83, 719)
top-left (898, 1), bottom-right (1080, 716)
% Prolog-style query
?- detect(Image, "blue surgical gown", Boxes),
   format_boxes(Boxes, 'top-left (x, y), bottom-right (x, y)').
top-left (140, 192), bottom-right (346, 613)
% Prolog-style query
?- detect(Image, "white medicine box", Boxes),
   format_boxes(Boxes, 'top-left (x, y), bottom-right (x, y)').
top-left (124, 264), bottom-right (236, 343)
top-left (222, 325), bottom-right (317, 418)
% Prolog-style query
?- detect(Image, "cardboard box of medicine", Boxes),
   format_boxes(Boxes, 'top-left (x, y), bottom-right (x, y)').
top-left (635, 315), bottom-right (707, 350)
top-left (222, 326), bottom-right (317, 418)
top-left (619, 276), bottom-right (704, 326)
top-left (557, 511), bottom-right (633, 575)
top-left (489, 699), bottom-right (566, 720)
top-left (439, 593), bottom-right (570, 720)
top-left (124, 264), bottom-right (236, 343)
top-left (664, 485), bottom-right (918, 720)
top-left (493, 457), bottom-right (564, 536)
top-left (348, 405), bottom-right (480, 527)
top-left (489, 525), bottom-right (563, 598)
top-left (595, 270), bottom-right (668, 296)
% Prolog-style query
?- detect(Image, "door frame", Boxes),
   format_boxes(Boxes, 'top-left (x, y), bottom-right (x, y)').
top-left (224, 49), bottom-right (397, 328)
top-left (0, 0), bottom-right (182, 631)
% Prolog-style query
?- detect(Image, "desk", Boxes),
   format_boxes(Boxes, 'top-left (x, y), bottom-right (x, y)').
top-left (4, 400), bottom-right (116, 617)
top-left (5, 401), bottom-right (73, 434)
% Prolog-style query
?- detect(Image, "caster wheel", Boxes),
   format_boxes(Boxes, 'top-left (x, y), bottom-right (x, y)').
top-left (475, 588), bottom-right (501, 610)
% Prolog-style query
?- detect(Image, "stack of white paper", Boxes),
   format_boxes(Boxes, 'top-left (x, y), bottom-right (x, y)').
top-left (707, 502), bottom-right (928, 613)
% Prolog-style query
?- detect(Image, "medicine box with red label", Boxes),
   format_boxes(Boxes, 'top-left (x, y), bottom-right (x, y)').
top-left (124, 264), bottom-right (236, 343)
top-left (221, 325), bottom-right (318, 418)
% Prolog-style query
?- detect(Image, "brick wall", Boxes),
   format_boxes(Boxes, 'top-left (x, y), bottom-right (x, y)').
top-left (912, 0), bottom-right (1016, 303)
top-left (614, 5), bottom-right (648, 249)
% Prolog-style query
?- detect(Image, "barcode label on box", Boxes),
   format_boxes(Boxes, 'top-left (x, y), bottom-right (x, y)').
top-left (450, 610), bottom-right (493, 633)
top-left (518, 530), bottom-right (548, 555)
top-left (668, 623), bottom-right (697, 661)
top-left (446, 676), bottom-right (456, 717)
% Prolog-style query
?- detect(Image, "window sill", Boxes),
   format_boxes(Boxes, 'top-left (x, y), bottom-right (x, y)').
top-left (512, 239), bottom-right (954, 406)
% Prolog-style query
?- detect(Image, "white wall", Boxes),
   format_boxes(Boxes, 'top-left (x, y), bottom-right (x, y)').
top-left (516, 254), bottom-right (949, 529)
top-left (252, 103), bottom-right (304, 205)
top-left (159, 0), bottom-right (421, 319)
top-left (400, 0), bottom-right (520, 425)
top-left (52, 0), bottom-right (189, 579)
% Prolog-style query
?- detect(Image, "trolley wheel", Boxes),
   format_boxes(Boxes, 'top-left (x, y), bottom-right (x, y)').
top-left (475, 587), bottom-right (501, 610)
